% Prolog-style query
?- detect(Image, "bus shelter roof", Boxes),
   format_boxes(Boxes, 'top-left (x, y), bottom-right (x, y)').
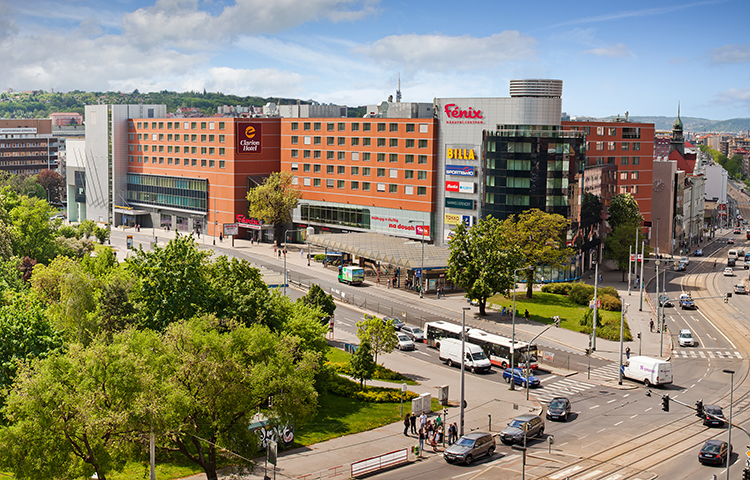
top-left (307, 232), bottom-right (450, 270)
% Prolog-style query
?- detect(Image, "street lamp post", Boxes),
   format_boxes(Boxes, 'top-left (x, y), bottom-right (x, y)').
top-left (724, 368), bottom-right (735, 480)
top-left (618, 303), bottom-right (629, 385)
top-left (460, 307), bottom-right (470, 436)
top-left (400, 382), bottom-right (407, 417)
top-left (511, 266), bottom-right (533, 391)
top-left (592, 261), bottom-right (598, 351)
top-left (655, 259), bottom-right (660, 336)
top-left (283, 228), bottom-right (306, 295)
top-left (526, 327), bottom-right (551, 401)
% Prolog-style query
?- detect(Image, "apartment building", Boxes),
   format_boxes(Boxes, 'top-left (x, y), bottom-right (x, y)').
top-left (0, 119), bottom-right (59, 175)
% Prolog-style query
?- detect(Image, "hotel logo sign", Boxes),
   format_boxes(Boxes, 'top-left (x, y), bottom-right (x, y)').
top-left (237, 122), bottom-right (262, 154)
top-left (445, 164), bottom-right (475, 176)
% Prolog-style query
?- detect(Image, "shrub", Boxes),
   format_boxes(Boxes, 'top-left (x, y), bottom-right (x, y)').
top-left (314, 254), bottom-right (326, 263)
top-left (326, 360), bottom-right (411, 383)
top-left (600, 294), bottom-right (622, 311)
top-left (327, 374), bottom-right (418, 403)
top-left (541, 283), bottom-right (572, 295)
top-left (598, 286), bottom-right (620, 300)
top-left (569, 282), bottom-right (594, 305)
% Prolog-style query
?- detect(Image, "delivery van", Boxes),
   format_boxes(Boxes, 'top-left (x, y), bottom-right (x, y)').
top-left (439, 338), bottom-right (492, 373)
top-left (622, 356), bottom-right (673, 387)
top-left (337, 266), bottom-right (365, 285)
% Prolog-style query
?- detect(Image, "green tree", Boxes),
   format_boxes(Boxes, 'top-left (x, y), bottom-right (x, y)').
top-left (349, 339), bottom-right (376, 389)
top-left (299, 283), bottom-right (336, 321)
top-left (581, 192), bottom-right (603, 229)
top-left (447, 216), bottom-right (522, 314)
top-left (506, 209), bottom-right (573, 298)
top-left (608, 193), bottom-right (643, 231)
top-left (355, 316), bottom-right (398, 364)
top-left (9, 196), bottom-right (59, 264)
top-left (246, 172), bottom-right (302, 246)
top-left (604, 223), bottom-right (650, 280)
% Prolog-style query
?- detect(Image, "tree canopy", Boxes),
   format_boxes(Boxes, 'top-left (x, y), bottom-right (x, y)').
top-left (608, 193), bottom-right (643, 231)
top-left (246, 172), bottom-right (302, 246)
top-left (356, 315), bottom-right (398, 364)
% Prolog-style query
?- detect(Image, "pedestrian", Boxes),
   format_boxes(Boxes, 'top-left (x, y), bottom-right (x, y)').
top-left (274, 245), bottom-right (277, 255)
top-left (219, 232), bottom-right (223, 242)
top-left (501, 306), bottom-right (506, 317)
top-left (625, 346), bottom-right (631, 359)
top-left (649, 319), bottom-right (654, 332)
top-left (403, 414), bottom-right (410, 436)
top-left (300, 248), bottom-right (304, 258)
top-left (387, 278), bottom-right (391, 289)
top-left (452, 423), bottom-right (458, 443)
top-left (418, 428), bottom-right (425, 456)
top-left (524, 309), bottom-right (530, 322)
top-left (278, 250), bottom-right (281, 258)
top-left (437, 287), bottom-right (440, 299)
top-left (420, 412), bottom-right (426, 430)
top-left (599, 274), bottom-right (602, 283)
top-left (435, 415), bottom-right (442, 428)
top-left (410, 412), bottom-right (417, 435)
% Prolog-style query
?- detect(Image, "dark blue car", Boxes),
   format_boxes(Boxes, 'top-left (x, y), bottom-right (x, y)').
top-left (502, 368), bottom-right (540, 388)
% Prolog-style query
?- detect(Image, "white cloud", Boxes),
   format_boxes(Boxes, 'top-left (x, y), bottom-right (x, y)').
top-left (354, 32), bottom-right (537, 71)
top-left (709, 44), bottom-right (750, 65)
top-left (204, 67), bottom-right (306, 97)
top-left (583, 43), bottom-right (631, 58)
top-left (715, 87), bottom-right (750, 109)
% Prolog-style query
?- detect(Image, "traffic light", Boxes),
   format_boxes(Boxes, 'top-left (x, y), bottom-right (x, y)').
top-left (637, 333), bottom-right (641, 340)
top-left (743, 467), bottom-right (750, 480)
top-left (696, 400), bottom-right (704, 418)
top-left (585, 348), bottom-right (591, 356)
top-left (724, 294), bottom-right (728, 303)
top-left (661, 395), bottom-right (670, 412)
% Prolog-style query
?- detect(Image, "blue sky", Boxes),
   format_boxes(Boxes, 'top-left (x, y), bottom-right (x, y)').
top-left (1, 0), bottom-right (749, 120)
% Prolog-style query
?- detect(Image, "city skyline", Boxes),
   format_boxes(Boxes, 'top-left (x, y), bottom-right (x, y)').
top-left (1, 0), bottom-right (749, 120)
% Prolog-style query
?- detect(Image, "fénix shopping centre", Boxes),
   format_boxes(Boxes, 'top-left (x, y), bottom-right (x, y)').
top-left (67, 80), bottom-right (637, 283)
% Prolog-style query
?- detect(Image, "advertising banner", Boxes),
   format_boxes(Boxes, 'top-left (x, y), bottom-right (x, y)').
top-left (461, 215), bottom-right (473, 227)
top-left (370, 215), bottom-right (431, 239)
top-left (446, 148), bottom-right (477, 160)
top-left (445, 164), bottom-right (475, 176)
top-left (223, 223), bottom-right (239, 236)
top-left (445, 197), bottom-right (474, 210)
top-left (445, 181), bottom-right (474, 193)
top-left (444, 213), bottom-right (461, 225)
top-left (237, 122), bottom-right (262, 154)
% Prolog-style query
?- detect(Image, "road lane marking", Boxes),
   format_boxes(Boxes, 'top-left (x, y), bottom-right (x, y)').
top-left (602, 474), bottom-right (623, 480)
top-left (697, 307), bottom-right (737, 348)
top-left (614, 421), bottom-right (623, 426)
top-left (630, 414), bottom-right (638, 419)
top-left (607, 399), bottom-right (617, 403)
top-left (576, 471), bottom-right (604, 480)
top-left (590, 405), bottom-right (600, 409)
top-left (645, 407), bottom-right (652, 412)
top-left (451, 472), bottom-right (474, 479)
top-left (623, 394), bottom-right (629, 397)
top-left (597, 428), bottom-right (606, 433)
top-left (550, 466), bottom-right (583, 479)
top-left (483, 454), bottom-right (520, 467)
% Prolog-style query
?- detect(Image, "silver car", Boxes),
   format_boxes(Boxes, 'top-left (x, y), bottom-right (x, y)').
top-left (395, 333), bottom-right (414, 351)
top-left (443, 432), bottom-right (495, 465)
top-left (400, 325), bottom-right (424, 342)
top-left (500, 414), bottom-right (544, 445)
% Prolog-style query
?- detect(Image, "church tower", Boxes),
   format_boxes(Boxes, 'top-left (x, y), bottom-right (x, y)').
top-left (669, 103), bottom-right (684, 157)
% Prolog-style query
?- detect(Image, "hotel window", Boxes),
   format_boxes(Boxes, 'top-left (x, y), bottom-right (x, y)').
top-left (338, 166), bottom-right (346, 174)
top-left (338, 123), bottom-right (345, 131)
top-left (167, 146), bottom-right (173, 153)
top-left (389, 184), bottom-right (398, 193)
top-left (174, 146), bottom-right (180, 153)
top-left (620, 172), bottom-right (628, 180)
top-left (389, 123), bottom-right (398, 132)
top-left (219, 122), bottom-right (225, 130)
top-left (390, 154), bottom-right (398, 163)
top-left (418, 155), bottom-right (427, 164)
top-left (351, 123), bottom-right (359, 131)
top-left (351, 166), bottom-right (359, 175)
top-left (377, 138), bottom-right (386, 147)
top-left (607, 157), bottom-right (616, 164)
top-left (363, 123), bottom-right (371, 132)
top-left (390, 138), bottom-right (398, 147)
top-left (314, 151), bottom-right (321, 159)
top-left (338, 152), bottom-right (346, 160)
top-left (159, 134), bottom-right (165, 141)
top-left (418, 140), bottom-right (428, 148)
top-left (351, 181), bottom-right (359, 190)
top-left (191, 122), bottom-right (197, 130)
top-left (418, 171), bottom-right (427, 180)
top-left (200, 147), bottom-right (206, 154)
top-left (338, 180), bottom-right (345, 189)
top-left (406, 124), bottom-right (415, 133)
top-left (405, 154), bottom-right (414, 163)
top-left (291, 150), bottom-right (298, 158)
top-left (417, 186), bottom-right (427, 196)
top-left (363, 182), bottom-right (371, 191)
top-left (314, 136), bottom-right (321, 145)
top-left (327, 137), bottom-right (334, 145)
top-left (152, 133), bottom-right (158, 141)
top-left (304, 122), bottom-right (311, 131)
top-left (377, 153), bottom-right (385, 162)
top-left (389, 169), bottom-right (398, 178)
top-left (377, 183), bottom-right (386, 192)
top-left (327, 151), bottom-right (334, 160)
top-left (405, 139), bottom-right (415, 148)
top-left (596, 126), bottom-right (605, 135)
top-left (633, 143), bottom-right (640, 151)
top-left (167, 158), bottom-right (172, 165)
top-left (377, 168), bottom-right (385, 177)
top-left (363, 138), bottom-right (371, 146)
top-left (631, 171), bottom-right (639, 180)
top-left (200, 122), bottom-right (206, 130)
top-left (327, 123), bottom-right (334, 131)
top-left (405, 170), bottom-right (414, 179)
top-left (192, 159), bottom-right (197, 166)
top-left (608, 127), bottom-right (617, 136)
top-left (313, 178), bottom-right (321, 187)
top-left (377, 123), bottom-right (386, 132)
top-left (291, 122), bottom-right (298, 131)
top-left (209, 147), bottom-right (215, 155)
top-left (326, 179), bottom-right (334, 188)
top-left (622, 142), bottom-right (629, 151)
top-left (314, 164), bottom-right (321, 173)
top-left (219, 161), bottom-right (225, 168)
top-left (621, 157), bottom-right (629, 166)
top-left (314, 122), bottom-right (321, 131)
top-left (405, 185), bottom-right (414, 195)
top-left (152, 122), bottom-right (157, 129)
top-left (167, 134), bottom-right (173, 141)
top-left (129, 156), bottom-right (134, 163)
top-left (303, 150), bottom-right (311, 158)
top-left (351, 152), bottom-right (360, 161)
top-left (351, 138), bottom-right (359, 146)
top-left (303, 164), bottom-right (311, 172)
top-left (327, 165), bottom-right (334, 174)
top-left (183, 122), bottom-right (190, 129)
top-left (338, 137), bottom-right (346, 145)
top-left (419, 124), bottom-right (428, 133)
top-left (291, 136), bottom-right (298, 144)
top-left (303, 178), bottom-right (311, 186)
top-left (201, 159), bottom-right (207, 167)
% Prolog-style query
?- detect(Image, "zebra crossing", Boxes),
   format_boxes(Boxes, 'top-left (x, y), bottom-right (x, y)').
top-left (671, 349), bottom-right (742, 359)
top-left (534, 364), bottom-right (621, 403)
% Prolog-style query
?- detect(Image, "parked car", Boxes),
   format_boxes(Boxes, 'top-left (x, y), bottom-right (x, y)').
top-left (698, 439), bottom-right (731, 466)
top-left (703, 405), bottom-right (726, 427)
top-left (383, 316), bottom-right (404, 330)
top-left (678, 329), bottom-right (694, 347)
top-left (546, 397), bottom-right (572, 422)
top-left (443, 432), bottom-right (495, 465)
top-left (502, 367), bottom-right (540, 388)
top-left (695, 249), bottom-right (704, 256)
top-left (400, 325), bottom-right (424, 342)
top-left (724, 267), bottom-right (734, 277)
top-left (679, 293), bottom-right (696, 309)
top-left (734, 284), bottom-right (747, 294)
top-left (395, 333), bottom-right (415, 351)
top-left (659, 295), bottom-right (673, 307)
top-left (500, 414), bottom-right (545, 445)
top-left (734, 228), bottom-right (741, 234)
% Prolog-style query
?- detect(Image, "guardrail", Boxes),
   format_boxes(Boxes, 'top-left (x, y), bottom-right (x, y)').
top-left (351, 448), bottom-right (409, 478)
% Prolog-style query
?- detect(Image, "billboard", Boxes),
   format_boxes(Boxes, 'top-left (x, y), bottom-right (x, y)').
top-left (445, 164), bottom-right (475, 176)
top-left (445, 197), bottom-right (474, 210)
top-left (237, 122), bottom-right (262, 154)
top-left (223, 223), bottom-right (239, 236)
top-left (445, 181), bottom-right (475, 193)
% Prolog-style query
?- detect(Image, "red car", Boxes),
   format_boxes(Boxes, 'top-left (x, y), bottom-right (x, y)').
top-left (728, 238), bottom-right (735, 244)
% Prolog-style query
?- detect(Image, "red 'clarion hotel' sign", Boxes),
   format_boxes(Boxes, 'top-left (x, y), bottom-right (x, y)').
top-left (237, 122), bottom-right (262, 153)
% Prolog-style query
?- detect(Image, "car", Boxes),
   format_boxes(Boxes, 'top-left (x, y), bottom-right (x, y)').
top-left (735, 284), bottom-right (747, 294)
top-left (698, 439), bottom-right (731, 466)
top-left (680, 256), bottom-right (690, 266)
top-left (674, 262), bottom-right (686, 272)
top-left (734, 228), bottom-right (741, 234)
top-left (500, 414), bottom-right (545, 445)
top-left (728, 238), bottom-right (735, 244)
top-left (678, 329), bottom-right (694, 347)
top-left (546, 397), bottom-right (572, 422)
top-left (400, 325), bottom-right (424, 342)
top-left (395, 333), bottom-right (415, 351)
top-left (502, 367), bottom-right (541, 388)
top-left (703, 405), bottom-right (726, 427)
top-left (383, 316), bottom-right (404, 330)
top-left (468, 299), bottom-right (480, 306)
top-left (744, 219), bottom-right (748, 225)
top-left (443, 432), bottom-right (495, 465)
top-left (659, 295), bottom-right (673, 307)
top-left (695, 249), bottom-right (704, 256)
top-left (679, 293), bottom-right (696, 309)
top-left (724, 267), bottom-right (734, 276)
top-left (739, 249), bottom-right (746, 257)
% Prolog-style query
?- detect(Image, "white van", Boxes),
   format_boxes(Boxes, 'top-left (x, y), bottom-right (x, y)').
top-left (622, 356), bottom-right (673, 387)
top-left (439, 338), bottom-right (492, 373)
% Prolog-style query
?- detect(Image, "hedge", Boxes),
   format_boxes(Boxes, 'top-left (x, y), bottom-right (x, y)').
top-left (328, 374), bottom-right (418, 403)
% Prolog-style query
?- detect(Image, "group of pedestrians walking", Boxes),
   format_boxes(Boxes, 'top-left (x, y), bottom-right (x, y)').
top-left (403, 412), bottom-right (459, 455)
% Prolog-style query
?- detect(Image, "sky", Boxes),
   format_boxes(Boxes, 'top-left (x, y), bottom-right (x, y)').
top-left (1, 0), bottom-right (749, 120)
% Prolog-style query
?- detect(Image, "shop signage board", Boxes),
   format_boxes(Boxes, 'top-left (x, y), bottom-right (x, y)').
top-left (445, 197), bottom-right (474, 210)
top-left (445, 164), bottom-right (475, 176)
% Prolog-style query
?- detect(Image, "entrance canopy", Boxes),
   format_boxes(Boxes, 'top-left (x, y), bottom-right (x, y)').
top-left (307, 232), bottom-right (450, 269)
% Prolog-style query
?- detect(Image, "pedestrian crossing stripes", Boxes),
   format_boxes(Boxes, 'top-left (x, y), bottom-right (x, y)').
top-left (671, 349), bottom-right (742, 359)
top-left (533, 364), bottom-right (620, 403)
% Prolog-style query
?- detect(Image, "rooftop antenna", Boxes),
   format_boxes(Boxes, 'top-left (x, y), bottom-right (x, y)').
top-left (396, 74), bottom-right (402, 103)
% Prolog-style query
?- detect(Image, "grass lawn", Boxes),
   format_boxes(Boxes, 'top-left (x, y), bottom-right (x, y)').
top-left (109, 456), bottom-right (203, 480)
top-left (488, 291), bottom-right (632, 342)
top-left (327, 346), bottom-right (419, 385)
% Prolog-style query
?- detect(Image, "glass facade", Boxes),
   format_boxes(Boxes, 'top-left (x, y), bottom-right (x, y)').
top-left (300, 203), bottom-right (371, 229)
top-left (127, 173), bottom-right (207, 212)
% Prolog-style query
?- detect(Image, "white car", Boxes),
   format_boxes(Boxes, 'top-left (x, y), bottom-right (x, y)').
top-left (735, 284), bottom-right (747, 294)
top-left (680, 256), bottom-right (690, 266)
top-left (395, 333), bottom-right (415, 351)
top-left (724, 267), bottom-right (734, 276)
top-left (679, 329), bottom-right (695, 347)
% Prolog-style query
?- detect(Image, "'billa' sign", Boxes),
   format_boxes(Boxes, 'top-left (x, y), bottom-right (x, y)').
top-left (237, 123), bottom-right (262, 154)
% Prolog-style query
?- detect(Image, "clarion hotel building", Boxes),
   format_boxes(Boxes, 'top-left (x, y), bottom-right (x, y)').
top-left (67, 80), bottom-right (604, 280)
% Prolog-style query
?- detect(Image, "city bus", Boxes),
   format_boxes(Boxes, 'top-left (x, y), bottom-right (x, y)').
top-left (424, 321), bottom-right (538, 369)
